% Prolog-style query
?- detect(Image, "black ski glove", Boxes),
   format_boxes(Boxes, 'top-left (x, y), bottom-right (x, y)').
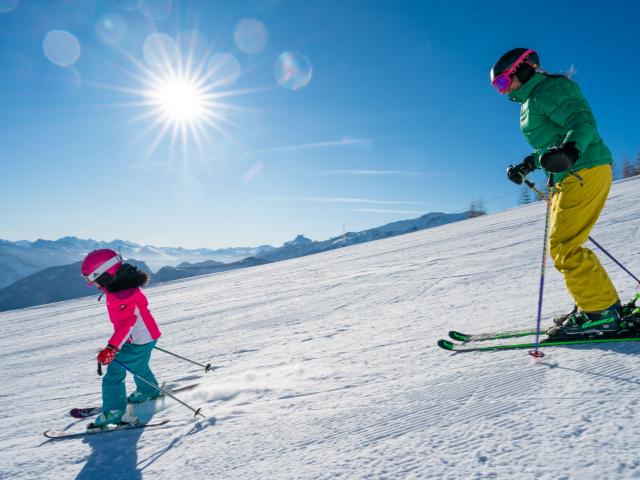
top-left (506, 155), bottom-right (536, 185)
top-left (540, 142), bottom-right (580, 173)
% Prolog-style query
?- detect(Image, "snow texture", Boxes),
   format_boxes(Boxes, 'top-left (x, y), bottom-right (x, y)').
top-left (2, 177), bottom-right (640, 479)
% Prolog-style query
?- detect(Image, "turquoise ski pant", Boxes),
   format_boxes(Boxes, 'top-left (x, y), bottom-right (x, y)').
top-left (102, 340), bottom-right (159, 412)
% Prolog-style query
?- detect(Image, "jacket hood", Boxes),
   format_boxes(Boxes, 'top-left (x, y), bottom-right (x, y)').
top-left (106, 263), bottom-right (149, 293)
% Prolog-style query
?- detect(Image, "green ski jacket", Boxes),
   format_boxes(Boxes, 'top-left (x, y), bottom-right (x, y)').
top-left (508, 72), bottom-right (612, 184)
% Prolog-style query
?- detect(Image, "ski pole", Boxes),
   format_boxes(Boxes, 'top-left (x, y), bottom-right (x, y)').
top-left (153, 346), bottom-right (218, 373)
top-left (112, 359), bottom-right (206, 419)
top-left (529, 175), bottom-right (554, 359)
top-left (587, 237), bottom-right (640, 286)
top-left (524, 179), bottom-right (640, 286)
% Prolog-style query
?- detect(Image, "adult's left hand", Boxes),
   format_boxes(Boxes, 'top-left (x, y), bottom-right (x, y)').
top-left (540, 142), bottom-right (580, 173)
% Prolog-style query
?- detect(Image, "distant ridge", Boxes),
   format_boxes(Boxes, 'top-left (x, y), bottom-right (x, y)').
top-left (256, 211), bottom-right (472, 262)
top-left (0, 236), bottom-right (274, 288)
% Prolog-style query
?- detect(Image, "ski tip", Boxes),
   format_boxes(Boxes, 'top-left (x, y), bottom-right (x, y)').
top-left (69, 408), bottom-right (97, 419)
top-left (437, 339), bottom-right (456, 351)
top-left (448, 330), bottom-right (469, 342)
top-left (71, 406), bottom-right (103, 418)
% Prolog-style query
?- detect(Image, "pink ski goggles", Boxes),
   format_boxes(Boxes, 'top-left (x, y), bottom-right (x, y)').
top-left (82, 254), bottom-right (121, 286)
top-left (491, 48), bottom-right (535, 93)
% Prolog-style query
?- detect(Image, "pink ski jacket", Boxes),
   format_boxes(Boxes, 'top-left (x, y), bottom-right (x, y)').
top-left (104, 287), bottom-right (162, 349)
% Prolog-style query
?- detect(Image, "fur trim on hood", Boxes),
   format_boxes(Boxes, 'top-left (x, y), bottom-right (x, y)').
top-left (106, 263), bottom-right (149, 292)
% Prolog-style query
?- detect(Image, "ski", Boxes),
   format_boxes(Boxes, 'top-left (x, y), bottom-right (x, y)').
top-left (448, 328), bottom-right (542, 342)
top-left (44, 419), bottom-right (170, 440)
top-left (438, 336), bottom-right (640, 353)
top-left (446, 299), bottom-right (640, 343)
top-left (69, 382), bottom-right (200, 418)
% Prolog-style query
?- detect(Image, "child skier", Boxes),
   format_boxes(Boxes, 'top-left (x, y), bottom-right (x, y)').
top-left (490, 48), bottom-right (621, 338)
top-left (81, 249), bottom-right (162, 427)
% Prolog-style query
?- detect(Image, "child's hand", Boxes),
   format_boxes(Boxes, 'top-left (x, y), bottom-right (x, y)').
top-left (97, 345), bottom-right (118, 365)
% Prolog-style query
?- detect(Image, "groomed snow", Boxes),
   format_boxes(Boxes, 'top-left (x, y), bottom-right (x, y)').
top-left (2, 177), bottom-right (640, 479)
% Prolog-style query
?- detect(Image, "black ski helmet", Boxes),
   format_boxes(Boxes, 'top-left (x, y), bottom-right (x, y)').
top-left (490, 48), bottom-right (539, 85)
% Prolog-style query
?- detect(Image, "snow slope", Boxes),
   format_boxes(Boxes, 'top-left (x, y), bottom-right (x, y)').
top-left (2, 177), bottom-right (640, 479)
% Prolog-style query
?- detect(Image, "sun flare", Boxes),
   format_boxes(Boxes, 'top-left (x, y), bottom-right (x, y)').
top-left (99, 30), bottom-right (257, 166)
top-left (148, 75), bottom-right (206, 124)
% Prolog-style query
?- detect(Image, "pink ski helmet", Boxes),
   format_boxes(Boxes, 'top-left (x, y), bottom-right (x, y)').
top-left (81, 249), bottom-right (122, 285)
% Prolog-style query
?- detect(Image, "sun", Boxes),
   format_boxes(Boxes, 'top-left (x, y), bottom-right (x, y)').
top-left (148, 74), bottom-right (206, 125)
top-left (136, 59), bottom-right (234, 159)
top-left (99, 31), bottom-right (254, 166)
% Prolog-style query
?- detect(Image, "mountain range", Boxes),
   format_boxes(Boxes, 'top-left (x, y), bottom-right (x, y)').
top-left (0, 210), bottom-right (476, 312)
top-left (0, 237), bottom-right (274, 289)
top-left (257, 211), bottom-right (471, 262)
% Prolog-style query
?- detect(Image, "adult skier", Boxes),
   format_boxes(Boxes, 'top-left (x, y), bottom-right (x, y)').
top-left (490, 48), bottom-right (621, 338)
top-left (81, 249), bottom-right (162, 427)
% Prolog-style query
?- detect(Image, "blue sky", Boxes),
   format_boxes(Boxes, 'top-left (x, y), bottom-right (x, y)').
top-left (1, 0), bottom-right (638, 249)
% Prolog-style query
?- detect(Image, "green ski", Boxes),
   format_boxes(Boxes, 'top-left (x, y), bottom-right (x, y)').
top-left (438, 336), bottom-right (640, 353)
top-left (448, 328), bottom-right (542, 342)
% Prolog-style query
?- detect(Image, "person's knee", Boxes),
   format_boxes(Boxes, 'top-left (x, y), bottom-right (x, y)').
top-left (550, 242), bottom-right (582, 270)
top-left (102, 366), bottom-right (126, 385)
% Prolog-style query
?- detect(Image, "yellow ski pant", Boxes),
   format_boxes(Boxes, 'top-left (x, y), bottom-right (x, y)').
top-left (549, 164), bottom-right (618, 312)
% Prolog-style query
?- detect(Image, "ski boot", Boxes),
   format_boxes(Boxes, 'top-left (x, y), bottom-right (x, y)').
top-left (546, 304), bottom-right (622, 339)
top-left (127, 389), bottom-right (163, 404)
top-left (621, 294), bottom-right (640, 318)
top-left (552, 305), bottom-right (578, 326)
top-left (89, 406), bottom-right (139, 429)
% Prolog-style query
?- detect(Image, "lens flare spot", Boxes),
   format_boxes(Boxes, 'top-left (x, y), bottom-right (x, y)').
top-left (234, 18), bottom-right (267, 54)
top-left (274, 51), bottom-right (312, 91)
top-left (0, 0), bottom-right (18, 14)
top-left (143, 33), bottom-right (178, 67)
top-left (207, 53), bottom-right (241, 87)
top-left (95, 14), bottom-right (128, 46)
top-left (43, 30), bottom-right (81, 66)
top-left (242, 162), bottom-right (263, 183)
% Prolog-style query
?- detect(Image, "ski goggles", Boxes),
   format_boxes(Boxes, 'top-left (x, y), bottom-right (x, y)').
top-left (491, 48), bottom-right (535, 94)
top-left (82, 254), bottom-right (122, 285)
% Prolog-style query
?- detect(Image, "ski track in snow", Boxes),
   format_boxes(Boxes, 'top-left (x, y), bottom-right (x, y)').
top-left (3, 177), bottom-right (640, 479)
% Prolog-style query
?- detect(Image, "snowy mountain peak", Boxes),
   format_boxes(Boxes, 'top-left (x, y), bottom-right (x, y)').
top-left (285, 235), bottom-right (313, 246)
top-left (0, 238), bottom-right (277, 289)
